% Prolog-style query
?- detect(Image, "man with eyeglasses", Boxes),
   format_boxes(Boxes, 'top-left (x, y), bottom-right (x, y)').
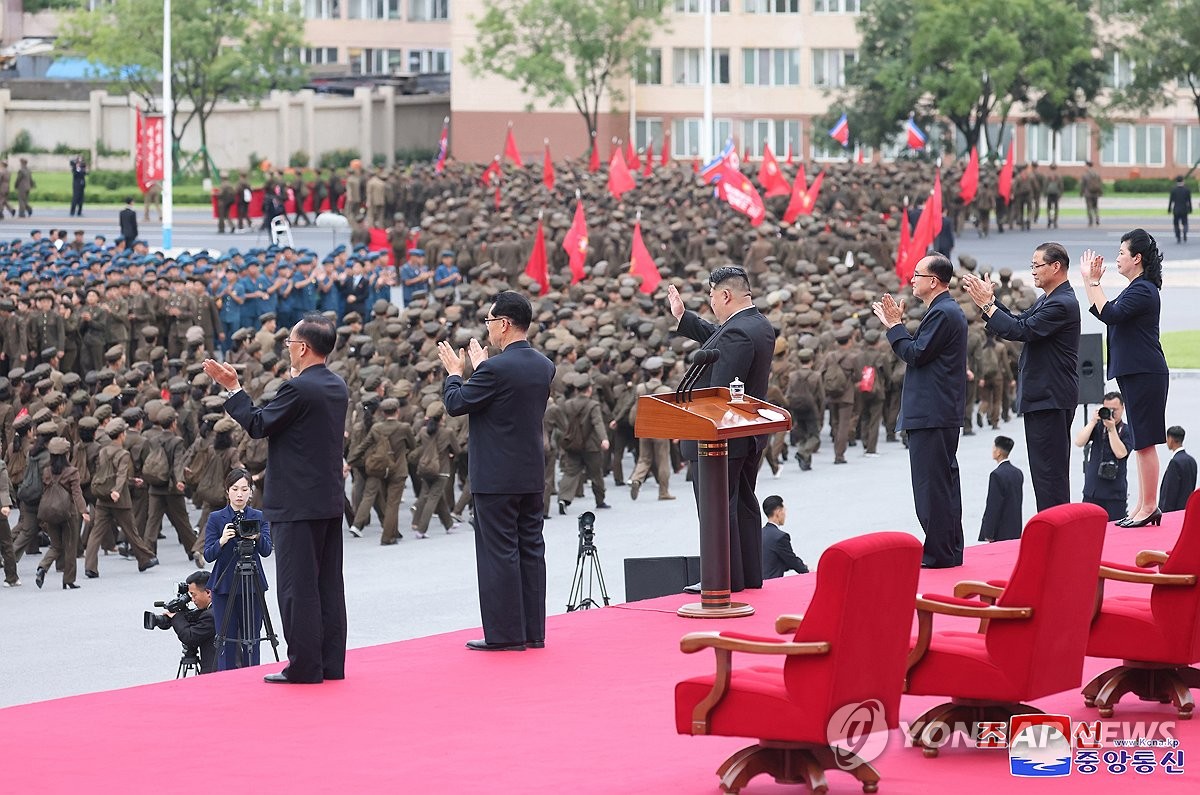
top-left (438, 291), bottom-right (556, 652)
top-left (202, 313), bottom-right (350, 683)
top-left (873, 254), bottom-right (968, 569)
top-left (667, 265), bottom-right (776, 592)
top-left (961, 243), bottom-right (1080, 511)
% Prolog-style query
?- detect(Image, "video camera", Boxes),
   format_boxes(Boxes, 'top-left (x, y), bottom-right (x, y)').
top-left (577, 511), bottom-right (596, 554)
top-left (234, 517), bottom-right (261, 541)
top-left (143, 581), bottom-right (191, 630)
top-left (1098, 407), bottom-right (1113, 421)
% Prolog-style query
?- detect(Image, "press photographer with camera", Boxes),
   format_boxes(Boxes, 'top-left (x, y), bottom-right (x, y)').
top-left (1075, 392), bottom-right (1133, 521)
top-left (203, 468), bottom-right (273, 671)
top-left (146, 570), bottom-right (216, 675)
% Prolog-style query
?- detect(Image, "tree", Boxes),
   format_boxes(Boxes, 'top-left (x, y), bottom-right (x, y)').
top-left (57, 0), bottom-right (307, 176)
top-left (843, 0), bottom-right (1103, 154)
top-left (464, 0), bottom-right (665, 149)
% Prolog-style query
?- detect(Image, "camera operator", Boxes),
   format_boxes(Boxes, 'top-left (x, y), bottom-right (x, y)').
top-left (1074, 391), bottom-right (1133, 521)
top-left (203, 468), bottom-right (273, 671)
top-left (164, 570), bottom-right (216, 674)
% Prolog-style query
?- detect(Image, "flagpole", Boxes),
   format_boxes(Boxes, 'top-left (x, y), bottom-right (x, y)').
top-left (162, 0), bottom-right (173, 250)
top-left (629, 75), bottom-right (637, 157)
top-left (701, 0), bottom-right (713, 162)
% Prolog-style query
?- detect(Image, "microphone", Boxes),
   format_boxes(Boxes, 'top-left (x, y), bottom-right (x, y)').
top-left (685, 349), bottom-right (719, 403)
top-left (674, 348), bottom-right (714, 404)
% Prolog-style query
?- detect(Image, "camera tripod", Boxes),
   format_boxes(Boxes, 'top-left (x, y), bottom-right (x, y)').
top-left (214, 541), bottom-right (281, 668)
top-left (176, 645), bottom-right (202, 679)
top-left (567, 533), bottom-right (610, 612)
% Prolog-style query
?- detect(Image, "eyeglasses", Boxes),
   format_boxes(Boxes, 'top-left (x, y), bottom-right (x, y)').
top-left (911, 271), bottom-right (937, 279)
top-left (284, 338), bottom-right (307, 347)
top-left (1030, 260), bottom-right (1054, 270)
top-left (482, 317), bottom-right (507, 324)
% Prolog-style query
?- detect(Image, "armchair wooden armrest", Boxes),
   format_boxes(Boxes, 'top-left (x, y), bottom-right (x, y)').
top-left (774, 614), bottom-right (805, 634)
top-left (1098, 564), bottom-right (1196, 587)
top-left (905, 596), bottom-right (1033, 680)
top-left (681, 632), bottom-right (830, 735)
top-left (1135, 550), bottom-right (1170, 568)
top-left (953, 580), bottom-right (1004, 602)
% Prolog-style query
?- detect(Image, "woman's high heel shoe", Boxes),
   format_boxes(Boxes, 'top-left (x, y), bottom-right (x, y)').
top-left (1124, 509), bottom-right (1163, 528)
top-left (1114, 515), bottom-right (1133, 527)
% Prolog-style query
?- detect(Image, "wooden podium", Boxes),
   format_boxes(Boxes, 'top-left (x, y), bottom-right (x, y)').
top-left (634, 387), bottom-right (792, 618)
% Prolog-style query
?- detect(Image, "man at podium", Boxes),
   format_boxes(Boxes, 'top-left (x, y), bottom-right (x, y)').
top-left (666, 266), bottom-right (776, 591)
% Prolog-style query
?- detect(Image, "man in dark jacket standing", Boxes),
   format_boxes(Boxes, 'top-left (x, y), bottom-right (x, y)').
top-left (1161, 426), bottom-right (1197, 512)
top-left (205, 313), bottom-right (350, 683)
top-left (1169, 175), bottom-right (1193, 244)
top-left (979, 436), bottom-right (1024, 542)
top-left (119, 197), bottom-right (139, 251)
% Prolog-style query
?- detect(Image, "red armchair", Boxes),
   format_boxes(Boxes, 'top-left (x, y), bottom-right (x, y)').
top-left (1083, 489), bottom-right (1200, 718)
top-left (904, 503), bottom-right (1108, 755)
top-left (674, 532), bottom-right (923, 794)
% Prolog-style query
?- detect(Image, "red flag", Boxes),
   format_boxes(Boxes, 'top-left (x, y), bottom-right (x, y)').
top-left (629, 221), bottom-right (661, 294)
top-left (494, 183), bottom-right (502, 210)
top-left (692, 160), bottom-right (700, 173)
top-left (481, 156), bottom-right (501, 186)
top-left (135, 109), bottom-right (145, 192)
top-left (524, 218), bottom-right (549, 294)
top-left (743, 145), bottom-right (750, 163)
top-left (907, 198), bottom-right (937, 265)
top-left (702, 154), bottom-right (767, 227)
top-left (998, 143), bottom-right (1014, 204)
top-left (643, 141), bottom-right (654, 177)
top-left (563, 200), bottom-right (589, 284)
top-left (661, 131), bottom-right (670, 166)
top-left (784, 170), bottom-right (824, 223)
top-left (503, 126), bottom-right (524, 167)
top-left (434, 117), bottom-right (449, 173)
top-left (625, 139), bottom-right (640, 170)
top-left (588, 134), bottom-right (600, 173)
top-left (785, 142), bottom-right (794, 166)
top-left (856, 149), bottom-right (865, 165)
top-left (894, 202), bottom-right (913, 282)
top-left (959, 146), bottom-right (979, 205)
top-left (756, 142), bottom-right (791, 198)
top-left (607, 149), bottom-right (636, 199)
top-left (542, 139), bottom-right (555, 192)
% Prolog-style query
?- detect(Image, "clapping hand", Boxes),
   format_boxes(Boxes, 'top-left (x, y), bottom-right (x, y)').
top-left (466, 338), bottom-right (489, 368)
top-left (437, 340), bottom-right (466, 377)
top-left (1081, 249), bottom-right (1105, 283)
top-left (960, 272), bottom-right (995, 308)
top-left (202, 359), bottom-right (241, 391)
top-left (872, 294), bottom-right (905, 329)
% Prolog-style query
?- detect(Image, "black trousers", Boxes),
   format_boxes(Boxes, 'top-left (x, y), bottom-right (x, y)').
top-left (472, 492), bottom-right (546, 646)
top-left (273, 517), bottom-right (346, 682)
top-left (1084, 495), bottom-right (1127, 522)
top-left (689, 448), bottom-right (765, 592)
top-left (1174, 213), bottom-right (1189, 242)
top-left (1024, 408), bottom-right (1073, 512)
top-left (906, 427), bottom-right (964, 567)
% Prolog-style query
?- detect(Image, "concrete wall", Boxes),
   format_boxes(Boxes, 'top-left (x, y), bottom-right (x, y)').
top-left (0, 88), bottom-right (449, 172)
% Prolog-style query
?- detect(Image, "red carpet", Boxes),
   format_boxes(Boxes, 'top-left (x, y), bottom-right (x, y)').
top-left (4, 515), bottom-right (1198, 793)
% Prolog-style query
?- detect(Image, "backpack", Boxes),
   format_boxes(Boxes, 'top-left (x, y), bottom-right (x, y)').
top-left (821, 356), bottom-right (850, 399)
top-left (183, 442), bottom-right (213, 491)
top-left (17, 452), bottom-right (46, 504)
top-left (364, 430), bottom-right (393, 479)
top-left (196, 449), bottom-right (229, 506)
top-left (560, 405), bottom-right (588, 452)
top-left (38, 469), bottom-right (73, 524)
top-left (91, 448), bottom-right (118, 500)
top-left (415, 431), bottom-right (442, 478)
top-left (142, 443), bottom-right (171, 487)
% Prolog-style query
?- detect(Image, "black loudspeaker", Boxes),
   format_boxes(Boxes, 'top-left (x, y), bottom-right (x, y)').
top-left (1077, 333), bottom-right (1105, 406)
top-left (623, 556), bottom-right (702, 602)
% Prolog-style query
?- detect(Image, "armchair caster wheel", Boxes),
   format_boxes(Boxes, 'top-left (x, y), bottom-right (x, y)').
top-left (1098, 707), bottom-right (1114, 718)
top-left (863, 784), bottom-right (879, 794)
top-left (1082, 697), bottom-right (1096, 708)
top-left (1178, 710), bottom-right (1194, 720)
top-left (922, 747), bottom-right (939, 758)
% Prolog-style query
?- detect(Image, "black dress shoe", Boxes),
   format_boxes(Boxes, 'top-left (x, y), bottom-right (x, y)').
top-left (85, 570), bottom-right (99, 579)
top-left (526, 640), bottom-right (545, 649)
top-left (63, 582), bottom-right (80, 590)
top-left (558, 500), bottom-right (568, 515)
top-left (138, 557), bottom-right (160, 572)
top-left (683, 582), bottom-right (701, 594)
top-left (263, 672), bottom-right (321, 684)
top-left (465, 639), bottom-right (526, 652)
top-left (595, 502), bottom-right (612, 509)
top-left (35, 567), bottom-right (46, 589)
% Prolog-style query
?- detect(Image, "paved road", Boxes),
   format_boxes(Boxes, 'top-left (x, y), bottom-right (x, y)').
top-left (1, 200), bottom-right (1198, 708)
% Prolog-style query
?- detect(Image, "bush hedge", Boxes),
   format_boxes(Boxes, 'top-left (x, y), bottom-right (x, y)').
top-left (1112, 178), bottom-right (1199, 193)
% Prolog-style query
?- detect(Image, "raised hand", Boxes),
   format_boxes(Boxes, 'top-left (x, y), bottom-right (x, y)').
top-left (666, 284), bottom-right (685, 320)
top-left (436, 340), bottom-right (465, 378)
top-left (467, 338), bottom-right (489, 368)
top-left (1080, 249), bottom-right (1105, 282)
top-left (872, 294), bottom-right (905, 328)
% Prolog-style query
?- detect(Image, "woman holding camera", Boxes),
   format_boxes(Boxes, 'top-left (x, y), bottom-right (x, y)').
top-left (1081, 228), bottom-right (1170, 527)
top-left (203, 468), bottom-right (273, 670)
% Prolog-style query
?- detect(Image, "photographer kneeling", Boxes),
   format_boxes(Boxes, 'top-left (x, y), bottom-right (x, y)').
top-left (164, 570), bottom-right (216, 674)
top-left (1075, 391), bottom-right (1134, 521)
top-left (203, 468), bottom-right (273, 671)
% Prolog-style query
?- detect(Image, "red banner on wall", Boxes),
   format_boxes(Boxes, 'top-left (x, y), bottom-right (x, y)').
top-left (136, 111), bottom-right (165, 193)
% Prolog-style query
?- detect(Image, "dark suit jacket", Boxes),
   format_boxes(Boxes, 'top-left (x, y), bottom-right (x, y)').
top-left (119, 207), bottom-right (138, 241)
top-left (224, 363), bottom-right (349, 522)
top-left (203, 505), bottom-right (273, 595)
top-left (885, 290), bottom-right (967, 431)
top-left (442, 340), bottom-right (555, 494)
top-left (1169, 184), bottom-right (1192, 216)
top-left (761, 522), bottom-right (808, 579)
top-left (341, 275), bottom-right (371, 309)
top-left (1090, 276), bottom-right (1169, 379)
top-left (984, 281), bottom-right (1080, 412)
top-left (675, 305), bottom-right (776, 458)
top-left (1161, 449), bottom-right (1197, 513)
top-left (171, 608), bottom-right (216, 674)
top-left (979, 460), bottom-right (1024, 542)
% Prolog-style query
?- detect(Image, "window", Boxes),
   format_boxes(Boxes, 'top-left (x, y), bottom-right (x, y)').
top-left (741, 119), bottom-right (801, 158)
top-left (671, 118), bottom-right (733, 158)
top-left (813, 0), bottom-right (859, 12)
top-left (347, 0), bottom-right (401, 19)
top-left (1025, 122), bottom-right (1090, 165)
top-left (745, 0), bottom-right (799, 12)
top-left (674, 0), bottom-right (730, 12)
top-left (636, 48), bottom-right (662, 85)
top-left (349, 47), bottom-right (404, 75)
top-left (408, 49), bottom-right (450, 73)
top-left (811, 48), bottom-right (856, 88)
top-left (1175, 125), bottom-right (1200, 166)
top-left (635, 118), bottom-right (663, 153)
top-left (673, 48), bottom-right (730, 85)
top-left (302, 0), bottom-right (341, 18)
top-left (296, 47), bottom-right (339, 65)
top-left (1101, 124), bottom-right (1164, 166)
top-left (743, 48), bottom-right (800, 86)
top-left (409, 0), bottom-right (448, 20)
top-left (1102, 51), bottom-right (1134, 90)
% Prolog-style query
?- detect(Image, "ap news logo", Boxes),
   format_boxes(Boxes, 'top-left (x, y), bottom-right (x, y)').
top-left (826, 699), bottom-right (889, 770)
